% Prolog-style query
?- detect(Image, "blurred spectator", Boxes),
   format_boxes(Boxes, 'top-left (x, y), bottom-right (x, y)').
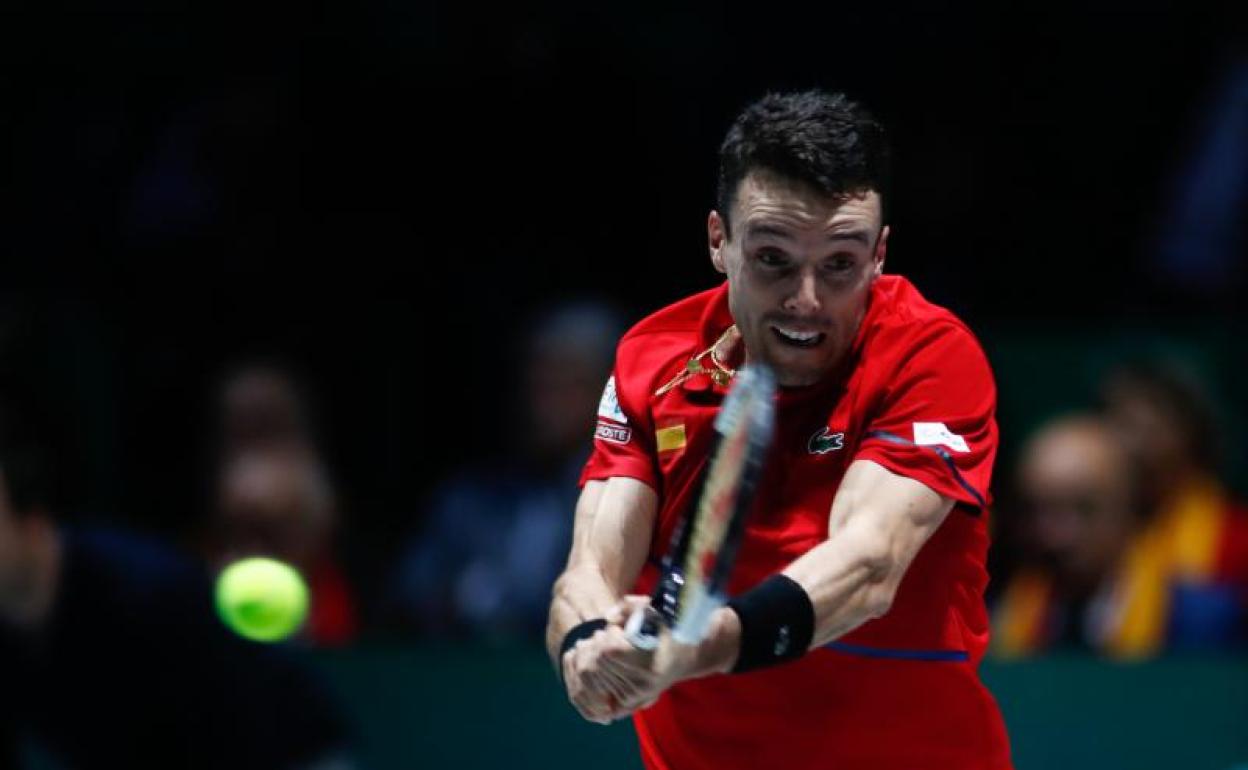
top-left (1102, 360), bottom-right (1225, 514)
top-left (993, 415), bottom-right (1141, 655)
top-left (389, 301), bottom-right (623, 638)
top-left (1099, 361), bottom-right (1248, 653)
top-left (995, 363), bottom-right (1248, 658)
top-left (0, 383), bottom-right (354, 768)
top-left (220, 363), bottom-right (315, 455)
top-left (207, 364), bottom-right (358, 646)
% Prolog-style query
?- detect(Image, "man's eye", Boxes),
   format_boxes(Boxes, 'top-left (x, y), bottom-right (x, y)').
top-left (826, 256), bottom-right (855, 272)
top-left (757, 251), bottom-right (788, 267)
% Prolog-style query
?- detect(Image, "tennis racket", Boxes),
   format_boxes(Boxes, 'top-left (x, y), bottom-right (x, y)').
top-left (625, 362), bottom-right (776, 649)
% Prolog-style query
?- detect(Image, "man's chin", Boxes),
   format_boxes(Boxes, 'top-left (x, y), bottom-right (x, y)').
top-left (743, 344), bottom-right (823, 386)
top-left (743, 335), bottom-right (836, 387)
top-left (774, 370), bottom-right (824, 388)
top-left (767, 356), bottom-right (828, 388)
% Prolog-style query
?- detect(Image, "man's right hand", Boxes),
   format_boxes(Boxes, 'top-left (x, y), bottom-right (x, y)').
top-left (561, 626), bottom-right (623, 724)
top-left (562, 622), bottom-right (664, 724)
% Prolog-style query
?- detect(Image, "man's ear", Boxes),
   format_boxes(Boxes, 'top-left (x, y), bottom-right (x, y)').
top-left (709, 210), bottom-right (728, 274)
top-left (873, 225), bottom-right (889, 277)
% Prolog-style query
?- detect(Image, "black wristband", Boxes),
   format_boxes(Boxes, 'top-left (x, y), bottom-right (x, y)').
top-left (557, 618), bottom-right (607, 682)
top-left (726, 574), bottom-right (815, 673)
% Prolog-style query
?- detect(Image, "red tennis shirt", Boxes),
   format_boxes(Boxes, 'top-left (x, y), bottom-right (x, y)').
top-left (580, 275), bottom-right (1012, 769)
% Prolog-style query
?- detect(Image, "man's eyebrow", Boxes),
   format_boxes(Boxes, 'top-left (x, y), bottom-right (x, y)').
top-left (825, 229), bottom-right (872, 246)
top-left (743, 223), bottom-right (795, 241)
top-left (744, 223), bottom-right (873, 246)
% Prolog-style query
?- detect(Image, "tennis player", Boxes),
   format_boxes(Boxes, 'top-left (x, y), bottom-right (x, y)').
top-left (546, 90), bottom-right (1012, 769)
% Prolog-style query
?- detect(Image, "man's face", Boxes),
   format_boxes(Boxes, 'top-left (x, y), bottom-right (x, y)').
top-left (1017, 421), bottom-right (1135, 593)
top-left (526, 347), bottom-right (608, 459)
top-left (709, 171), bottom-right (887, 387)
top-left (218, 450), bottom-right (333, 568)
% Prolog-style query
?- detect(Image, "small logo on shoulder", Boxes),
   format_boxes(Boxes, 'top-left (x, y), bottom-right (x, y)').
top-left (597, 376), bottom-right (627, 424)
top-left (595, 420), bottom-right (632, 445)
top-left (913, 422), bottom-right (969, 453)
top-left (808, 427), bottom-right (845, 455)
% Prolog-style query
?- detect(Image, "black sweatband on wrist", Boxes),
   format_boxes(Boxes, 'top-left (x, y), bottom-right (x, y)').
top-left (726, 574), bottom-right (815, 673)
top-left (557, 618), bottom-right (607, 682)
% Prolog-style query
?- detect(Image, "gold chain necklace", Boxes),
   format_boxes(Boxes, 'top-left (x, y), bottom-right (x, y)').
top-left (655, 326), bottom-right (739, 396)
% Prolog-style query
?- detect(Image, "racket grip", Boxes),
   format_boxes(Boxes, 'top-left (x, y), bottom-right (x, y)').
top-left (624, 605), bottom-right (663, 650)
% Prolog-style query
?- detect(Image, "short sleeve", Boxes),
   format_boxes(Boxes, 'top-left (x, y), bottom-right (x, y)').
top-left (579, 363), bottom-right (658, 489)
top-left (854, 323), bottom-right (998, 512)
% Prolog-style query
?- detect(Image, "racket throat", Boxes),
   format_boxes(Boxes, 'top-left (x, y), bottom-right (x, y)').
top-left (672, 582), bottom-right (722, 645)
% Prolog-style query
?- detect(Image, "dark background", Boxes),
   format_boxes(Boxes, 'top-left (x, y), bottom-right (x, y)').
top-left (3, 0), bottom-right (1245, 620)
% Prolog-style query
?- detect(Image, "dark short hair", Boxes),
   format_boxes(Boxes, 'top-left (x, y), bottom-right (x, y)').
top-left (1100, 359), bottom-right (1222, 473)
top-left (717, 90), bottom-right (890, 236)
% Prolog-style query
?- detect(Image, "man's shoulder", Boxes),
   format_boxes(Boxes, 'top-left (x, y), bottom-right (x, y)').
top-left (864, 275), bottom-right (987, 361)
top-left (66, 527), bottom-right (203, 591)
top-left (613, 284), bottom-right (725, 389)
top-left (620, 284), bottom-right (723, 345)
top-left (872, 275), bottom-right (974, 332)
top-left (58, 527), bottom-right (211, 627)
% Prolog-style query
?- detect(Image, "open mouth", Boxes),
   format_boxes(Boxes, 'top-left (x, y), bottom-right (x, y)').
top-left (770, 325), bottom-right (826, 349)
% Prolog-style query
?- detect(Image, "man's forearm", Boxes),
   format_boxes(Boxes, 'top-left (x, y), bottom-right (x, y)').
top-left (666, 535), bottom-right (887, 687)
top-left (781, 530), bottom-right (896, 647)
top-left (779, 461), bottom-right (953, 649)
top-left (549, 477), bottom-right (659, 664)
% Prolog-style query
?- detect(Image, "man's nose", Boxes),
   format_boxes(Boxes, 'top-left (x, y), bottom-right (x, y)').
top-left (783, 270), bottom-right (821, 315)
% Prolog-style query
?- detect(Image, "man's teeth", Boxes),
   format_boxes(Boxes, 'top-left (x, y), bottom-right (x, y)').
top-left (775, 327), bottom-right (819, 342)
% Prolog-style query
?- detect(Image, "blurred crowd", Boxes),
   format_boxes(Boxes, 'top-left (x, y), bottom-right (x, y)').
top-left (4, 297), bottom-right (1245, 658)
top-left (2, 297), bottom-right (1246, 766)
top-left (0, 352), bottom-right (354, 767)
top-left (991, 362), bottom-right (1248, 658)
top-left (0, 298), bottom-right (626, 765)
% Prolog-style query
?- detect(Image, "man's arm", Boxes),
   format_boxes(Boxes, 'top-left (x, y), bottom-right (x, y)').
top-left (781, 458), bottom-right (955, 645)
top-left (545, 476), bottom-right (657, 720)
top-left (594, 458), bottom-right (954, 703)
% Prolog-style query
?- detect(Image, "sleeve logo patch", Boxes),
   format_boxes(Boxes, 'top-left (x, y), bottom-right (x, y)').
top-left (595, 420), bottom-right (632, 445)
top-left (913, 422), bottom-right (970, 453)
top-left (597, 376), bottom-right (627, 424)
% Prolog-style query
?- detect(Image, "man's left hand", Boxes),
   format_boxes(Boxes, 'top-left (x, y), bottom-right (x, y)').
top-left (588, 596), bottom-right (708, 721)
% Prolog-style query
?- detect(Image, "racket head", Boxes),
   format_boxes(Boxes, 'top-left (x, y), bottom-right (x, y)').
top-left (667, 363), bottom-right (776, 643)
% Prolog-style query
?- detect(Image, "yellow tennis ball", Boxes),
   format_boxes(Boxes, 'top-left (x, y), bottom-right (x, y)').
top-left (215, 557), bottom-right (309, 643)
